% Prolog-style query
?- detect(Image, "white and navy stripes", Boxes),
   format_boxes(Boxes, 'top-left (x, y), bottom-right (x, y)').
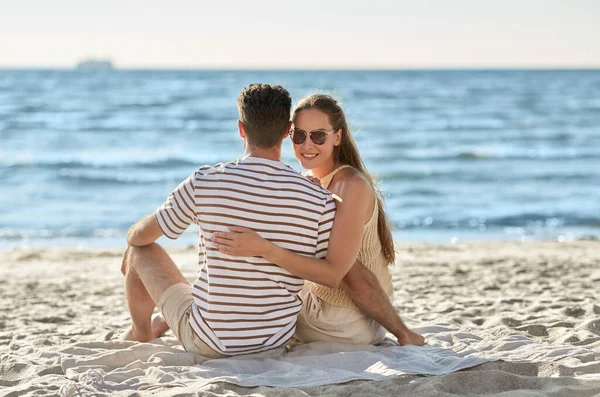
top-left (155, 157), bottom-right (336, 355)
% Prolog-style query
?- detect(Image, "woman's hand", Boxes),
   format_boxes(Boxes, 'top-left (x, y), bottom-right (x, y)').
top-left (305, 175), bottom-right (321, 186)
top-left (299, 171), bottom-right (321, 187)
top-left (210, 226), bottom-right (274, 257)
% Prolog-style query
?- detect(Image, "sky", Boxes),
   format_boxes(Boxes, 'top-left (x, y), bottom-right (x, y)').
top-left (1, 0), bottom-right (599, 69)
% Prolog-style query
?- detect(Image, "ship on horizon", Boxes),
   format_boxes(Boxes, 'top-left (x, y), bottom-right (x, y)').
top-left (75, 58), bottom-right (115, 70)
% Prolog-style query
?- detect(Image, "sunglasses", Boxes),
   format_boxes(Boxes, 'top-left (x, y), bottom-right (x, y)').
top-left (290, 128), bottom-right (337, 145)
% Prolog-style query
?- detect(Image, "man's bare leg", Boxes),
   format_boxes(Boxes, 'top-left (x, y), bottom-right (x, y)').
top-left (123, 260), bottom-right (154, 341)
top-left (122, 243), bottom-right (188, 342)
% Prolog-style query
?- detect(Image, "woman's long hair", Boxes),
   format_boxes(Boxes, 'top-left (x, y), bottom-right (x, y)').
top-left (293, 94), bottom-right (396, 265)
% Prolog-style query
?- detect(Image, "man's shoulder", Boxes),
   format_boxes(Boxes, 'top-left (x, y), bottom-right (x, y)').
top-left (277, 169), bottom-right (333, 201)
top-left (193, 160), bottom-right (236, 177)
top-left (194, 159), bottom-right (333, 200)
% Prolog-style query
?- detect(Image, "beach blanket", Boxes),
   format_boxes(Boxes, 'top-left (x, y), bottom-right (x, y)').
top-left (40, 321), bottom-right (592, 396)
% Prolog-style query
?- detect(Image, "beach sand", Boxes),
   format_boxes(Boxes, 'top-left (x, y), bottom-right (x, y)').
top-left (1, 241), bottom-right (599, 396)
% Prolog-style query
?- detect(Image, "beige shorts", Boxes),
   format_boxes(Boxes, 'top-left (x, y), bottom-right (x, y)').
top-left (157, 283), bottom-right (224, 359)
top-left (294, 286), bottom-right (387, 345)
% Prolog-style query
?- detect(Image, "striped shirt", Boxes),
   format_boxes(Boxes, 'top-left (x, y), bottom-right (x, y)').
top-left (155, 156), bottom-right (336, 355)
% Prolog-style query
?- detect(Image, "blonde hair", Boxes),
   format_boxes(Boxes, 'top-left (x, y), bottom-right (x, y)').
top-left (293, 94), bottom-right (396, 264)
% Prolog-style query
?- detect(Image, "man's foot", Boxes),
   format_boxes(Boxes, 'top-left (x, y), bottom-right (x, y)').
top-left (397, 329), bottom-right (426, 346)
top-left (151, 313), bottom-right (170, 337)
top-left (121, 315), bottom-right (170, 342)
top-left (121, 325), bottom-right (155, 342)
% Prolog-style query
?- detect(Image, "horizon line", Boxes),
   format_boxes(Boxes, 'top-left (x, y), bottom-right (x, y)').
top-left (1, 65), bottom-right (600, 72)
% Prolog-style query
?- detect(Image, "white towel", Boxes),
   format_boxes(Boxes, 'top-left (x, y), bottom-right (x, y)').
top-left (53, 322), bottom-right (593, 396)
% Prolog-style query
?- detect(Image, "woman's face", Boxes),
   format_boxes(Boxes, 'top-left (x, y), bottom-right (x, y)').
top-left (291, 108), bottom-right (341, 173)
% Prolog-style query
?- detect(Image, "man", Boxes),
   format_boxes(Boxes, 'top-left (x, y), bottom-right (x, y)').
top-left (122, 83), bottom-right (338, 357)
top-left (122, 83), bottom-right (421, 358)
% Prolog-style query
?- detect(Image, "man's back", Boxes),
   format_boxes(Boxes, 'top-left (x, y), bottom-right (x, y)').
top-left (155, 156), bottom-right (336, 355)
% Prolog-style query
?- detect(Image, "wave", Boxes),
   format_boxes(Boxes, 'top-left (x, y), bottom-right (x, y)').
top-left (456, 151), bottom-right (493, 160)
top-left (373, 150), bottom-right (600, 163)
top-left (0, 228), bottom-right (126, 240)
top-left (182, 111), bottom-right (236, 122)
top-left (3, 213), bottom-right (598, 243)
top-left (375, 170), bottom-right (445, 181)
top-left (16, 104), bottom-right (49, 113)
top-left (377, 169), bottom-right (599, 184)
top-left (56, 171), bottom-right (171, 185)
top-left (112, 98), bottom-right (189, 110)
top-left (396, 214), bottom-right (600, 230)
top-left (351, 89), bottom-right (400, 100)
top-left (3, 157), bottom-right (199, 171)
top-left (400, 188), bottom-right (444, 197)
top-left (0, 227), bottom-right (198, 242)
top-left (6, 157), bottom-right (595, 187)
top-left (489, 214), bottom-right (600, 228)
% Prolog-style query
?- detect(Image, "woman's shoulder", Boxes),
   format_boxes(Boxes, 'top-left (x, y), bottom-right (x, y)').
top-left (331, 167), bottom-right (373, 198)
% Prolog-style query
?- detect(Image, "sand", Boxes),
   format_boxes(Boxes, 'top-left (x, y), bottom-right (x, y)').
top-left (1, 241), bottom-right (599, 396)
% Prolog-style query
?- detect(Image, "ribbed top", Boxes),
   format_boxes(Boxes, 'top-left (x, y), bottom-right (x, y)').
top-left (308, 165), bottom-right (394, 308)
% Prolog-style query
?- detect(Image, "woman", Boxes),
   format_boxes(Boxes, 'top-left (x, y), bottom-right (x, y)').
top-left (212, 94), bottom-right (424, 346)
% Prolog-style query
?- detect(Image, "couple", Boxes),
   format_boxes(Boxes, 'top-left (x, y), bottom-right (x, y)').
top-left (122, 83), bottom-right (424, 358)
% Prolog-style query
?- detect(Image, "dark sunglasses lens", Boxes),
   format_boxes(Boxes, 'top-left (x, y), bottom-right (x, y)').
top-left (311, 131), bottom-right (328, 145)
top-left (291, 131), bottom-right (306, 144)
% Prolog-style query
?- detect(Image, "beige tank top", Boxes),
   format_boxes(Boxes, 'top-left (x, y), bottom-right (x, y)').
top-left (308, 165), bottom-right (394, 308)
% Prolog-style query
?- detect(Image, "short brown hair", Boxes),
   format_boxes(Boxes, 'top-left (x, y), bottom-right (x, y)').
top-left (237, 83), bottom-right (292, 148)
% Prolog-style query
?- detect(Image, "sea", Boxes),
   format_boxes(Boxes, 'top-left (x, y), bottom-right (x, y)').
top-left (1, 69), bottom-right (599, 249)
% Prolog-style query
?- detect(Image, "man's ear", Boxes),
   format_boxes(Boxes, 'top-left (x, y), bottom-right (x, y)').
top-left (238, 120), bottom-right (246, 139)
top-left (284, 121), bottom-right (292, 137)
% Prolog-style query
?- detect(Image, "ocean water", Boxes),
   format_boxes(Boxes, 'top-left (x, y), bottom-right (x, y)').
top-left (1, 69), bottom-right (599, 249)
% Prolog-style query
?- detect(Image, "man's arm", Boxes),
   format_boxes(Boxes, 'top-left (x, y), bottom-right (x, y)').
top-left (342, 261), bottom-right (425, 346)
top-left (127, 213), bottom-right (164, 247)
top-left (127, 171), bottom-right (198, 248)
